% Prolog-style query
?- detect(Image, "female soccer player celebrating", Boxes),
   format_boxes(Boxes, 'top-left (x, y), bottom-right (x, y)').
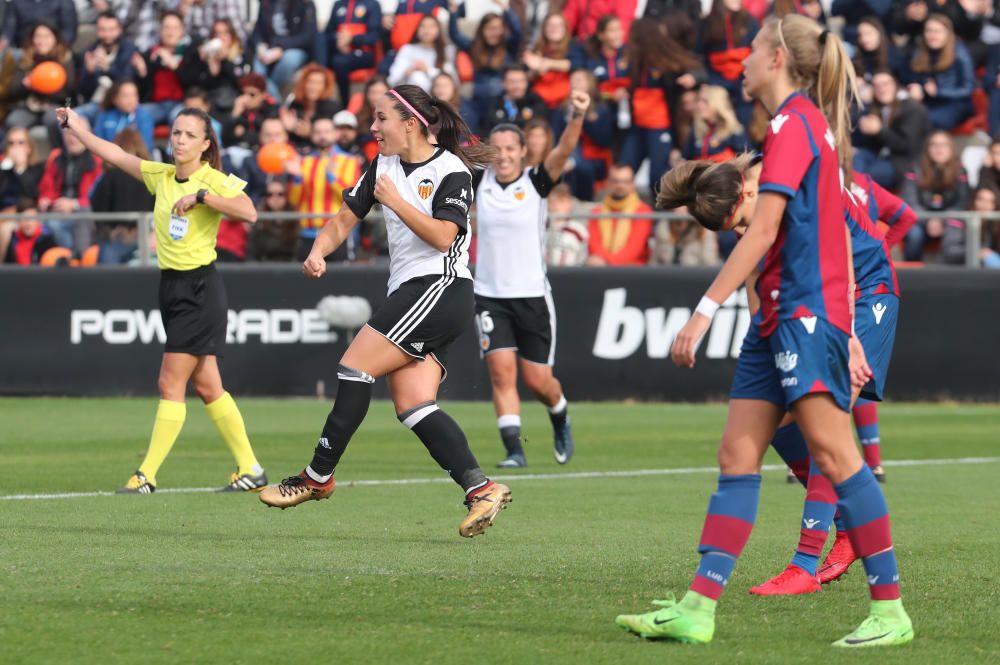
top-left (473, 90), bottom-right (591, 469)
top-left (54, 105), bottom-right (267, 494)
top-left (259, 84), bottom-right (512, 538)
top-left (614, 16), bottom-right (913, 647)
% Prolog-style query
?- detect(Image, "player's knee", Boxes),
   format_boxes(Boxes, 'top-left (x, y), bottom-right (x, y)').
top-left (717, 439), bottom-right (760, 475)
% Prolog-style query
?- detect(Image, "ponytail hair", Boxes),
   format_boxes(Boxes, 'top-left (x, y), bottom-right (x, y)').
top-left (386, 84), bottom-right (494, 171)
top-left (764, 14), bottom-right (860, 177)
top-left (174, 107), bottom-right (221, 170)
top-left (656, 153), bottom-right (758, 231)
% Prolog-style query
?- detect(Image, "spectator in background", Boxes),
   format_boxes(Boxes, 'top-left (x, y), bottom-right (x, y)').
top-left (0, 128), bottom-right (44, 210)
top-left (545, 182), bottom-right (589, 266)
top-left (449, 3), bottom-right (523, 127)
top-left (3, 198), bottom-right (57, 265)
top-left (649, 205), bottom-right (720, 266)
top-left (332, 110), bottom-right (364, 162)
top-left (620, 17), bottom-right (702, 196)
top-left (682, 85), bottom-right (748, 163)
top-left (772, 0), bottom-right (826, 22)
top-left (94, 81), bottom-right (154, 153)
top-left (323, 0), bottom-right (381, 105)
top-left (133, 10), bottom-right (187, 128)
top-left (986, 46), bottom-right (1000, 138)
top-left (551, 68), bottom-right (613, 202)
top-left (831, 0), bottom-right (893, 45)
top-left (852, 17), bottom-right (905, 97)
top-left (853, 70), bottom-right (930, 190)
top-left (2, 22), bottom-right (76, 148)
top-left (978, 187), bottom-right (1000, 268)
top-left (942, 184), bottom-right (1000, 265)
top-left (223, 72), bottom-right (278, 169)
top-left (978, 136), bottom-right (1000, 192)
top-left (523, 13), bottom-right (578, 110)
top-left (483, 63), bottom-right (549, 131)
top-left (38, 116), bottom-right (103, 251)
top-left (384, 0), bottom-right (445, 55)
top-left (901, 130), bottom-right (970, 261)
top-left (903, 14), bottom-right (975, 131)
top-left (238, 115), bottom-right (288, 202)
top-left (524, 118), bottom-right (553, 167)
top-left (286, 115), bottom-right (362, 261)
top-left (89, 127), bottom-right (154, 264)
top-left (279, 63), bottom-right (339, 149)
top-left (563, 0), bottom-right (637, 41)
top-left (580, 16), bottom-right (628, 136)
top-left (0, 0), bottom-right (77, 49)
top-left (430, 71), bottom-right (477, 137)
top-left (586, 163), bottom-right (653, 266)
top-left (180, 0), bottom-right (246, 46)
top-left (246, 176), bottom-right (298, 262)
top-left (354, 75), bottom-right (388, 164)
top-left (77, 12), bottom-right (138, 123)
top-left (388, 14), bottom-right (456, 92)
top-left (893, 0), bottom-right (987, 64)
top-left (132, 0), bottom-right (182, 53)
top-left (177, 18), bottom-right (245, 115)
top-left (697, 0), bottom-right (758, 128)
top-left (249, 0), bottom-right (317, 98)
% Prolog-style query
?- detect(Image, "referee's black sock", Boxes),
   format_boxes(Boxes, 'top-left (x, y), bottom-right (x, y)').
top-left (306, 365), bottom-right (374, 481)
top-left (547, 395), bottom-right (569, 429)
top-left (497, 414), bottom-right (524, 456)
top-left (399, 401), bottom-right (487, 491)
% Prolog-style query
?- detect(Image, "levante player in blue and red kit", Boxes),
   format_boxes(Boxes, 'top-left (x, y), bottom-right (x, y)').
top-left (614, 15), bottom-right (914, 648)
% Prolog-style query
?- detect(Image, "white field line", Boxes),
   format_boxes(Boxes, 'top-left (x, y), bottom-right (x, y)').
top-left (1, 456), bottom-right (997, 502)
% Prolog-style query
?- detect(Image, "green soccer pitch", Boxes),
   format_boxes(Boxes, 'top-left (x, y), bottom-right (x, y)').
top-left (1, 399), bottom-right (998, 665)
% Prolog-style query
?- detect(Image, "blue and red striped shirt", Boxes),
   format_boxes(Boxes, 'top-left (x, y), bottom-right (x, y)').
top-left (755, 92), bottom-right (851, 337)
top-left (843, 183), bottom-right (898, 299)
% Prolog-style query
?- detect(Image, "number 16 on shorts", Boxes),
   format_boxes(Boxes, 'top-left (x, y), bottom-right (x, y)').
top-left (476, 310), bottom-right (494, 354)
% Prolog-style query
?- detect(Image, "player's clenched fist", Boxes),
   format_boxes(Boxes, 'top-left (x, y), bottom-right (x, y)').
top-left (374, 174), bottom-right (401, 211)
top-left (303, 252), bottom-right (326, 279)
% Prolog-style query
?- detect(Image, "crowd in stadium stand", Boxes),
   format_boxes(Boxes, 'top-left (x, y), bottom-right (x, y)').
top-left (0, 0), bottom-right (999, 268)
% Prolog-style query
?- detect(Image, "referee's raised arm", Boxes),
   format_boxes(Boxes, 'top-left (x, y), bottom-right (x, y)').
top-left (55, 106), bottom-right (143, 181)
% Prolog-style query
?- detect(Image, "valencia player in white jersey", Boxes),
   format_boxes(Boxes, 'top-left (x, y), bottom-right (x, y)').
top-left (260, 84), bottom-right (512, 538)
top-left (473, 90), bottom-right (591, 468)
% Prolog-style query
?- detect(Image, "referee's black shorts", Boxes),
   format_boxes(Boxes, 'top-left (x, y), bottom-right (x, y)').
top-left (159, 263), bottom-right (227, 357)
top-left (367, 274), bottom-right (474, 375)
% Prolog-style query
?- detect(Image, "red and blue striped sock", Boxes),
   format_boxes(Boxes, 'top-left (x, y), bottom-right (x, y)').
top-left (834, 466), bottom-right (901, 600)
top-left (790, 458), bottom-right (837, 575)
top-left (853, 399), bottom-right (882, 468)
top-left (771, 423), bottom-right (810, 486)
top-left (690, 474), bottom-right (761, 600)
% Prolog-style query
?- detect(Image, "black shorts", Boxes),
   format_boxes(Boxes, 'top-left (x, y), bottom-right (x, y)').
top-left (158, 263), bottom-right (227, 357)
top-left (368, 275), bottom-right (474, 375)
top-left (474, 293), bottom-right (555, 365)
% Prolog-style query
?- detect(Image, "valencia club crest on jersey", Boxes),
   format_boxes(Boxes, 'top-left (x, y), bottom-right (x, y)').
top-left (417, 178), bottom-right (434, 199)
top-left (513, 185), bottom-right (526, 201)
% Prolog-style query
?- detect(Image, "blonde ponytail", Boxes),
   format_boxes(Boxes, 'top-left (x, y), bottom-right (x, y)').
top-left (765, 15), bottom-right (860, 177)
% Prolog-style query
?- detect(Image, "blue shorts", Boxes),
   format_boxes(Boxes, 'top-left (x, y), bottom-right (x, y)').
top-left (730, 318), bottom-right (852, 413)
top-left (855, 294), bottom-right (899, 401)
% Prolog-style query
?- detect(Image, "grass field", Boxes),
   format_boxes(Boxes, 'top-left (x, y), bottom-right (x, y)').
top-left (1, 399), bottom-right (998, 665)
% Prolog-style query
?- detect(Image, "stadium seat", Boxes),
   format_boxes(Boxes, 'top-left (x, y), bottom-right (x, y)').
top-left (456, 51), bottom-right (474, 83)
top-left (951, 89), bottom-right (988, 136)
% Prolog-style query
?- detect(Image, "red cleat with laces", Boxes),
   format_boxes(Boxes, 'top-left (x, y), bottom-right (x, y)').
top-left (749, 564), bottom-right (821, 596)
top-left (818, 531), bottom-right (858, 584)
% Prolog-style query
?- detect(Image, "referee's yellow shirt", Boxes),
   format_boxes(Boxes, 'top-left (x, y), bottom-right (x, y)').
top-left (140, 160), bottom-right (249, 271)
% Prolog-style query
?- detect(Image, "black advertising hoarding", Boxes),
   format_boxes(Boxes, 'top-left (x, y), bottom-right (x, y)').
top-left (0, 266), bottom-right (997, 401)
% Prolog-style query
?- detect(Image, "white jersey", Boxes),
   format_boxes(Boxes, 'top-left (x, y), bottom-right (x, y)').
top-left (344, 148), bottom-right (474, 294)
top-left (473, 165), bottom-right (556, 298)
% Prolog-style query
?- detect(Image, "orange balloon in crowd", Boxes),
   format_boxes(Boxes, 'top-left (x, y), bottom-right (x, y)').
top-left (29, 62), bottom-right (67, 95)
top-left (257, 142), bottom-right (297, 175)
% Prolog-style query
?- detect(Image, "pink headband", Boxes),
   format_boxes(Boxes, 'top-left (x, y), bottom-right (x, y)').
top-left (389, 89), bottom-right (429, 128)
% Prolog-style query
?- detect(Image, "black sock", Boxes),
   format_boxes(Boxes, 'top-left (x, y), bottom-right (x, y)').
top-left (547, 395), bottom-right (568, 429)
top-left (307, 365), bottom-right (374, 478)
top-left (399, 401), bottom-right (487, 492)
top-left (497, 414), bottom-right (523, 456)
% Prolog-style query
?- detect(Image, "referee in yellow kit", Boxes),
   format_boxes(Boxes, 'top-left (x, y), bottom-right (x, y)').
top-left (56, 105), bottom-right (267, 494)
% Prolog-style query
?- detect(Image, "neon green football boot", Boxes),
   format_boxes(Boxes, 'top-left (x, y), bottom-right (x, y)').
top-left (615, 592), bottom-right (716, 644)
top-left (832, 599), bottom-right (914, 648)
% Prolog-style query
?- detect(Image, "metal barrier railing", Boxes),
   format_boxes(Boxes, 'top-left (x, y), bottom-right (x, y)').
top-left (3, 209), bottom-right (999, 268)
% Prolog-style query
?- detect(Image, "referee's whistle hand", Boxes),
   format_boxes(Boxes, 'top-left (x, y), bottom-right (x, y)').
top-left (303, 253), bottom-right (326, 279)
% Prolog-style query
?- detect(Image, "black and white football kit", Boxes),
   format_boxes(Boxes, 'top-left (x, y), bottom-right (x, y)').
top-left (343, 147), bottom-right (474, 373)
top-left (473, 164), bottom-right (557, 365)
